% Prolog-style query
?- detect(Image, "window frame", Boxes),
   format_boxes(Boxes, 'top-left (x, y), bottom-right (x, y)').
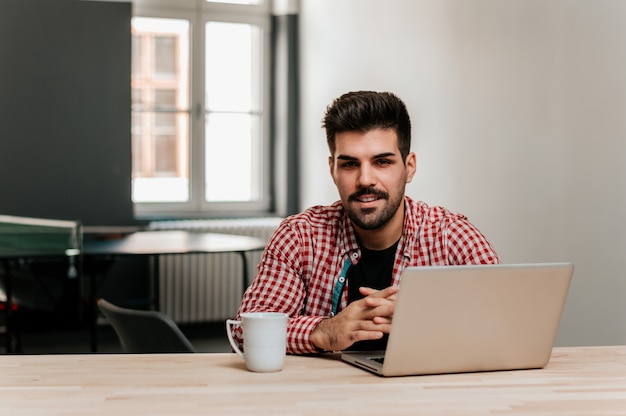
top-left (132, 0), bottom-right (273, 219)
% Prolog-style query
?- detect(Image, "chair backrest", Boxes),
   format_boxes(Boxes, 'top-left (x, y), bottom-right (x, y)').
top-left (97, 298), bottom-right (195, 353)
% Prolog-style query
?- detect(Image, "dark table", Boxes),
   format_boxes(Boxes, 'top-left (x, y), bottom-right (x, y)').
top-left (83, 230), bottom-right (267, 352)
top-left (2, 228), bottom-right (266, 353)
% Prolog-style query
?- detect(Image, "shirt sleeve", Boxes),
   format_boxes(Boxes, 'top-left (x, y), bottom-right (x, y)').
top-left (443, 215), bottom-right (501, 265)
top-left (233, 221), bottom-right (327, 354)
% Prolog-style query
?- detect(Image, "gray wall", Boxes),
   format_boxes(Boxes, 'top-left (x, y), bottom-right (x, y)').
top-left (0, 0), bottom-right (135, 227)
top-left (300, 0), bottom-right (626, 346)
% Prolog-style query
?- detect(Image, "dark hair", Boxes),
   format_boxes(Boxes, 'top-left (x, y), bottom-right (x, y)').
top-left (322, 91), bottom-right (412, 161)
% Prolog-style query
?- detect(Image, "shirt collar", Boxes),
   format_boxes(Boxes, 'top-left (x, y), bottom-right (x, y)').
top-left (338, 205), bottom-right (361, 263)
top-left (400, 196), bottom-right (420, 260)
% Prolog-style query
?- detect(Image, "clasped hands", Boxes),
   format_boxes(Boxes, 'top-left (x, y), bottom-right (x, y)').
top-left (311, 285), bottom-right (398, 352)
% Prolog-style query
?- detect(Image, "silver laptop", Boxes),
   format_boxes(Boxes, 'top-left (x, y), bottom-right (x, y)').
top-left (341, 263), bottom-right (574, 377)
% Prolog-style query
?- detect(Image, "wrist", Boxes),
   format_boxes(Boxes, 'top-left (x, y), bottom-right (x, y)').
top-left (310, 318), bottom-right (332, 352)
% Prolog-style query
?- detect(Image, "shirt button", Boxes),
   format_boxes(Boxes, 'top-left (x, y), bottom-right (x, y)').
top-left (351, 252), bottom-right (358, 259)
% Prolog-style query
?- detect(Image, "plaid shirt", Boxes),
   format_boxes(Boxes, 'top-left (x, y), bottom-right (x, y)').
top-left (234, 196), bottom-right (500, 354)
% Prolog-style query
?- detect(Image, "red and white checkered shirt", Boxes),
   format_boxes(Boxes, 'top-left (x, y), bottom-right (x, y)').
top-left (234, 196), bottom-right (500, 354)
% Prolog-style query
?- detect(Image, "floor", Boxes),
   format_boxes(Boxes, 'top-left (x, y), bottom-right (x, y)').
top-left (2, 321), bottom-right (232, 355)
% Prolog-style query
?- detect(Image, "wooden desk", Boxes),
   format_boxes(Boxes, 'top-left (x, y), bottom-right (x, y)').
top-left (1, 346), bottom-right (625, 415)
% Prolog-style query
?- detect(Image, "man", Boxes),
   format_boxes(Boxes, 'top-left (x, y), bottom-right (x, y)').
top-left (233, 91), bottom-right (500, 354)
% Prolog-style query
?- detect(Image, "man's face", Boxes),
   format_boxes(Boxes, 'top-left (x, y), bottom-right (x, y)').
top-left (329, 128), bottom-right (416, 231)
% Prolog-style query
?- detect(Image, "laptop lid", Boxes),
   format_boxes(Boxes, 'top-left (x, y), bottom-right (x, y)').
top-left (341, 263), bottom-right (574, 377)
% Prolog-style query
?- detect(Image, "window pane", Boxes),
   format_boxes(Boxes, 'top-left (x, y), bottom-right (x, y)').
top-left (131, 35), bottom-right (142, 78)
top-left (154, 89), bottom-right (177, 109)
top-left (131, 88), bottom-right (141, 107)
top-left (133, 177), bottom-right (189, 203)
top-left (154, 36), bottom-right (177, 78)
top-left (204, 20), bottom-right (264, 204)
top-left (206, 22), bottom-right (259, 112)
top-left (131, 17), bottom-right (190, 203)
top-left (205, 113), bottom-right (261, 202)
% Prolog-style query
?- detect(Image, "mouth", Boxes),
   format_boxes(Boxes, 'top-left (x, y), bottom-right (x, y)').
top-left (349, 188), bottom-right (388, 207)
top-left (355, 195), bottom-right (381, 205)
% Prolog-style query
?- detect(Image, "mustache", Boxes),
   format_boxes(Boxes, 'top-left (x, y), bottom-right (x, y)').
top-left (348, 187), bottom-right (389, 202)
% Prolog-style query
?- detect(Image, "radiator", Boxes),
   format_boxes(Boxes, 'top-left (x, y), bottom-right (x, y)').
top-left (149, 217), bottom-right (283, 323)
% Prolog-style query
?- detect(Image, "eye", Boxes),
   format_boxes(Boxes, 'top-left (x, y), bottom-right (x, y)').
top-left (374, 158), bottom-right (392, 166)
top-left (340, 160), bottom-right (358, 169)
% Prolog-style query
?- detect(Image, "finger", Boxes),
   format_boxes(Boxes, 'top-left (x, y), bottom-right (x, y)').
top-left (357, 320), bottom-right (392, 335)
top-left (372, 316), bottom-right (392, 325)
top-left (363, 296), bottom-right (394, 309)
top-left (364, 299), bottom-right (395, 327)
top-left (352, 330), bottom-right (385, 342)
top-left (359, 285), bottom-right (398, 299)
top-left (359, 287), bottom-right (378, 296)
top-left (364, 305), bottom-right (395, 325)
top-left (364, 295), bottom-right (397, 309)
top-left (363, 295), bottom-right (398, 306)
top-left (355, 317), bottom-right (391, 333)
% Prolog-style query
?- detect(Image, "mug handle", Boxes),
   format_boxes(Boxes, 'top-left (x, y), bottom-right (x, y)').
top-left (225, 319), bottom-right (244, 358)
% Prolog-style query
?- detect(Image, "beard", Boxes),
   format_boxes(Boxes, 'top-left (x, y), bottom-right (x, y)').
top-left (346, 187), bottom-right (404, 230)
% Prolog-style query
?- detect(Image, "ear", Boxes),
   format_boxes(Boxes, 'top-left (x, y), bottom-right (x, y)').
top-left (405, 152), bottom-right (417, 183)
top-left (328, 155), bottom-right (336, 182)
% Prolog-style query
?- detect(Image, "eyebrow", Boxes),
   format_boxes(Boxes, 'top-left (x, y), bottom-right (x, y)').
top-left (336, 152), bottom-right (397, 161)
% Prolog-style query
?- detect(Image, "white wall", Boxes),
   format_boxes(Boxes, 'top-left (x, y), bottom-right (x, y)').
top-left (299, 0), bottom-right (626, 346)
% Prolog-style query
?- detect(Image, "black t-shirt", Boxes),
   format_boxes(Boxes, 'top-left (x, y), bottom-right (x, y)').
top-left (345, 240), bottom-right (398, 351)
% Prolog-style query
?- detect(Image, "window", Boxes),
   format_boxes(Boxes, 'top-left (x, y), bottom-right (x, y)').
top-left (131, 0), bottom-right (271, 217)
top-left (132, 17), bottom-right (190, 203)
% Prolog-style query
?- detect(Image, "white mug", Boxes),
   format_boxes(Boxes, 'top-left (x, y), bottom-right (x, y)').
top-left (226, 312), bottom-right (288, 372)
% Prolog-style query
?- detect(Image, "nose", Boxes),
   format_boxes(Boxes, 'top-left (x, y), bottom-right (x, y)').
top-left (357, 163), bottom-right (376, 188)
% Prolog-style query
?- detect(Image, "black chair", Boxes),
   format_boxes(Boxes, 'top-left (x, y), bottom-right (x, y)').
top-left (96, 298), bottom-right (195, 353)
